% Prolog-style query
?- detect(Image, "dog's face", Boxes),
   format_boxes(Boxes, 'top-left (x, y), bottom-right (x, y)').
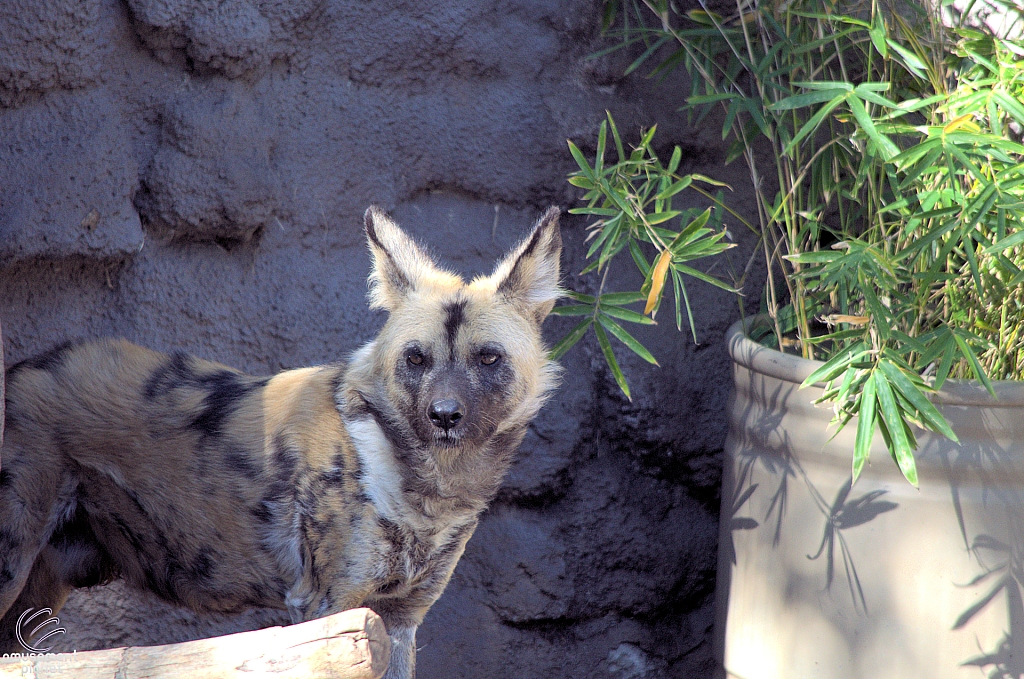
top-left (359, 206), bottom-right (561, 466)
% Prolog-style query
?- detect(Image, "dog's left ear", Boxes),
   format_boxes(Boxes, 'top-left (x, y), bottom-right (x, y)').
top-left (492, 206), bottom-right (562, 323)
top-left (364, 206), bottom-right (446, 311)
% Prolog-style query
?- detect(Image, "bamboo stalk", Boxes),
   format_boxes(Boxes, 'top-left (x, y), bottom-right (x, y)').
top-left (0, 607), bottom-right (389, 679)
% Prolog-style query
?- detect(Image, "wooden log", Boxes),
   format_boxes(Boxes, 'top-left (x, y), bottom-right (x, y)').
top-left (0, 607), bottom-right (389, 679)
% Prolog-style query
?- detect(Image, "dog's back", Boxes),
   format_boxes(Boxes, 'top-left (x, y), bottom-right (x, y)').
top-left (0, 340), bottom-right (366, 627)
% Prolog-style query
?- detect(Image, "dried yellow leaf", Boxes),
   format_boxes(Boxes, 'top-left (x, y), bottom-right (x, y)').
top-left (645, 249), bottom-right (672, 316)
top-left (943, 113), bottom-right (980, 134)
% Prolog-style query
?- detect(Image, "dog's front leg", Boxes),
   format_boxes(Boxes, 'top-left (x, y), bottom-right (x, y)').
top-left (383, 625), bottom-right (416, 679)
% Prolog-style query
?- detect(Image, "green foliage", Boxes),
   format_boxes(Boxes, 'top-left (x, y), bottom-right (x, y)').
top-left (561, 0), bottom-right (1024, 485)
top-left (553, 111), bottom-right (739, 399)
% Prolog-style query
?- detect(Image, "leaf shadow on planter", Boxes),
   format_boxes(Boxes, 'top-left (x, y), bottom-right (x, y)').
top-left (721, 322), bottom-right (1024, 678)
top-left (726, 372), bottom-right (899, 618)
top-left (943, 435), bottom-right (1024, 679)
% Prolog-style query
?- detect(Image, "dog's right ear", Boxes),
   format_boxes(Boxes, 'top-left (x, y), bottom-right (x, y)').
top-left (364, 206), bottom-right (448, 311)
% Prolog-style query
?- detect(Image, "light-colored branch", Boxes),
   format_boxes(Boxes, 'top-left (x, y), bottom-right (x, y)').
top-left (0, 607), bottom-right (390, 679)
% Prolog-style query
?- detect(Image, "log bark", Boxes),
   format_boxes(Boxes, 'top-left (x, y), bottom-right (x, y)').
top-left (0, 607), bottom-right (389, 679)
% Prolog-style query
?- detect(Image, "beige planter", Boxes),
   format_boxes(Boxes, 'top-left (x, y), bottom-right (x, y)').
top-left (715, 319), bottom-right (1024, 679)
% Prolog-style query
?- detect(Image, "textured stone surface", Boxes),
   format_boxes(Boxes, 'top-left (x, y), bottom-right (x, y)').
top-left (0, 0), bottom-right (107, 107)
top-left (0, 89), bottom-right (144, 264)
top-left (0, 1), bottom-right (760, 677)
top-left (136, 85), bottom-right (284, 242)
top-left (126, 0), bottom-right (323, 78)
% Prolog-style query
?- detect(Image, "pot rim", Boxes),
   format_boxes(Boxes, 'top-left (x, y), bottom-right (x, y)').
top-left (726, 316), bottom-right (1024, 407)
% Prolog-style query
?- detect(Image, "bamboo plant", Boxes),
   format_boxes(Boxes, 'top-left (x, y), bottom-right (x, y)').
top-left (558, 0), bottom-right (1024, 485)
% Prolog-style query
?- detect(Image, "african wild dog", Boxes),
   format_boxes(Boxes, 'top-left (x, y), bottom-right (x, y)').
top-left (0, 206), bottom-right (562, 679)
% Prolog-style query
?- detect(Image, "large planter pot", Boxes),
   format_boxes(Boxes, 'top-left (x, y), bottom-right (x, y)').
top-left (715, 318), bottom-right (1024, 679)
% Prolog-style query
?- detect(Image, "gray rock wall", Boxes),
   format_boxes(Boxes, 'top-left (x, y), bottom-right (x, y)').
top-left (0, 1), bottom-right (760, 677)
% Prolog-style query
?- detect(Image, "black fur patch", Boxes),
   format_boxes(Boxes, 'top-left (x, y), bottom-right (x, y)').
top-left (189, 372), bottom-right (267, 440)
top-left (6, 340), bottom-right (80, 377)
top-left (443, 299), bottom-right (466, 356)
top-left (2, 404), bottom-right (16, 433)
top-left (318, 465), bottom-right (345, 488)
top-left (249, 502), bottom-right (274, 523)
top-left (143, 352), bottom-right (193, 400)
top-left (48, 505), bottom-right (117, 588)
top-left (365, 210), bottom-right (413, 296)
top-left (378, 516), bottom-right (405, 552)
top-left (111, 512), bottom-right (145, 553)
top-left (397, 342), bottom-right (428, 403)
top-left (223, 447), bottom-right (261, 480)
top-left (496, 226), bottom-right (543, 297)
top-left (496, 208), bottom-right (560, 302)
top-left (144, 355), bottom-right (268, 441)
top-left (192, 549), bottom-right (215, 580)
top-left (476, 343), bottom-right (514, 399)
top-left (0, 529), bottom-right (21, 552)
top-left (362, 400), bottom-right (417, 461)
top-left (271, 434), bottom-right (299, 482)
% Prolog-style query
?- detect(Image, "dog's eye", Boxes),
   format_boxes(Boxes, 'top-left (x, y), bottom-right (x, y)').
top-left (408, 353), bottom-right (424, 366)
top-left (480, 353), bottom-right (500, 366)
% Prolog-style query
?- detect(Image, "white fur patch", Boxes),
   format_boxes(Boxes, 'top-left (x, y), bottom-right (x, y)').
top-left (346, 417), bottom-right (407, 522)
top-left (344, 416), bottom-right (472, 557)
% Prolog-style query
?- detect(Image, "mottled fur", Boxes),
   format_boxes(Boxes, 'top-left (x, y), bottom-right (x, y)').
top-left (0, 207), bottom-right (562, 679)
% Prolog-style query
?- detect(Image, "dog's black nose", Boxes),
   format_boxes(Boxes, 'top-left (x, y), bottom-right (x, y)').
top-left (428, 399), bottom-right (464, 431)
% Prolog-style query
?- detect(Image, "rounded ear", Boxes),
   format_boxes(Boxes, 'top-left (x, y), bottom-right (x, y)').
top-left (364, 206), bottom-right (449, 311)
top-left (491, 206), bottom-right (562, 322)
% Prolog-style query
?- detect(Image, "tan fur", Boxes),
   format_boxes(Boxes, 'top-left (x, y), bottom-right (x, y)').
top-left (0, 206), bottom-right (562, 679)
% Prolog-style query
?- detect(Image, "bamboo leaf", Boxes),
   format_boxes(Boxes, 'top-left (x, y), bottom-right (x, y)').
top-left (595, 120), bottom-right (607, 174)
top-left (873, 370), bottom-right (919, 487)
top-left (567, 140), bottom-right (595, 180)
top-left (854, 371), bottom-right (878, 484)
top-left (647, 210), bottom-right (683, 225)
top-left (598, 313), bottom-right (659, 365)
top-left (869, 11), bottom-right (888, 57)
top-left (595, 322), bottom-right (630, 400)
top-left (624, 35), bottom-right (671, 76)
top-left (877, 359), bottom-right (958, 443)
top-left (606, 110), bottom-right (626, 163)
top-left (985, 228), bottom-right (1024, 253)
top-left (601, 304), bottom-right (656, 325)
top-left (568, 207), bottom-right (621, 216)
top-left (668, 146), bottom-right (682, 174)
top-left (790, 80), bottom-right (854, 92)
top-left (564, 290), bottom-right (595, 304)
top-left (673, 263), bottom-right (738, 292)
top-left (802, 342), bottom-right (870, 388)
top-left (669, 208), bottom-right (711, 249)
top-left (549, 304), bottom-right (595, 317)
top-left (628, 239), bottom-right (651, 276)
top-left (655, 175), bottom-right (694, 200)
top-left (645, 249), bottom-right (672, 316)
top-left (995, 92), bottom-right (1024, 126)
top-left (785, 95), bottom-right (846, 155)
top-left (549, 318), bottom-right (592, 361)
top-left (953, 333), bottom-right (996, 397)
top-left (887, 38), bottom-right (927, 78)
top-left (848, 94), bottom-right (899, 159)
top-left (600, 291), bottom-right (646, 305)
top-left (770, 88), bottom-right (849, 111)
